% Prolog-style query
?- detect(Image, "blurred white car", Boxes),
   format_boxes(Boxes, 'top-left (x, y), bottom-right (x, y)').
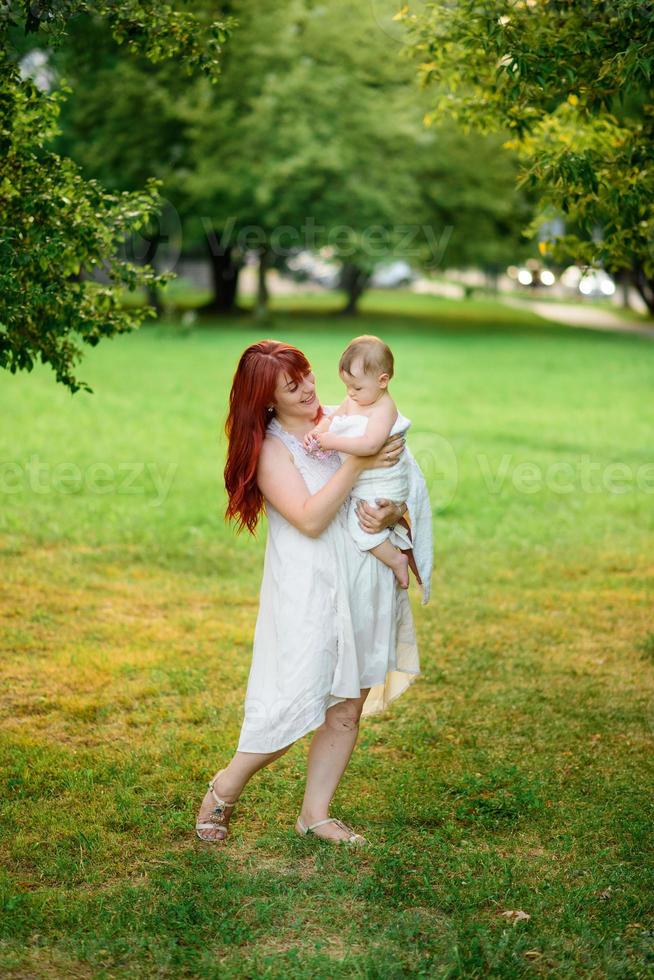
top-left (371, 260), bottom-right (415, 288)
top-left (285, 250), bottom-right (339, 287)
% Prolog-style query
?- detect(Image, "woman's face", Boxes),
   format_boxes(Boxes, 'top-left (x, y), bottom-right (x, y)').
top-left (272, 368), bottom-right (318, 421)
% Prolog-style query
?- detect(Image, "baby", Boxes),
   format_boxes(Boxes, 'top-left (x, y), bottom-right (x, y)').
top-left (303, 334), bottom-right (412, 588)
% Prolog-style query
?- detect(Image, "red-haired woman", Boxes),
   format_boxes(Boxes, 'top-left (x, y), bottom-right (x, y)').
top-left (195, 340), bottom-right (421, 845)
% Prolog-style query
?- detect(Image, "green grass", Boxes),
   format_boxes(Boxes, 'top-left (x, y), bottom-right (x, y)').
top-left (1, 296), bottom-right (653, 977)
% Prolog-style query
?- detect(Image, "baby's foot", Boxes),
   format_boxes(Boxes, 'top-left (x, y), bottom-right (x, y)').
top-left (390, 551), bottom-right (410, 589)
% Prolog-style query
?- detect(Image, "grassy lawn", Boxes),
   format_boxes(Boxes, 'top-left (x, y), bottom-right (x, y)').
top-left (1, 297), bottom-right (653, 977)
top-left (133, 278), bottom-right (654, 328)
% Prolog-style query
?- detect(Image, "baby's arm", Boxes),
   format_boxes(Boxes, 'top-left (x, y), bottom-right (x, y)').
top-left (302, 399), bottom-right (348, 450)
top-left (315, 417), bottom-right (332, 433)
top-left (317, 398), bottom-right (398, 456)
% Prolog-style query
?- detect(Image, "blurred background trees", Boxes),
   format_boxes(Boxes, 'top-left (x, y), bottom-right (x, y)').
top-left (45, 0), bottom-right (534, 321)
top-left (10, 0), bottom-right (648, 391)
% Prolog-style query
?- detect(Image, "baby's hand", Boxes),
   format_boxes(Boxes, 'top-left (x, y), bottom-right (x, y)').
top-left (303, 427), bottom-right (322, 452)
top-left (312, 430), bottom-right (336, 451)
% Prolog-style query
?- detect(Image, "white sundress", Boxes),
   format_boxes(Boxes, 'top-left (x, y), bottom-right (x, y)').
top-left (236, 414), bottom-right (421, 754)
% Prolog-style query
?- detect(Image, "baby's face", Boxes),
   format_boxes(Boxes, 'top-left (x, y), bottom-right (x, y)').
top-left (340, 357), bottom-right (387, 407)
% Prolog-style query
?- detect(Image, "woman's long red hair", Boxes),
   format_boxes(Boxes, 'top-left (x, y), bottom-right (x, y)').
top-left (224, 340), bottom-right (322, 534)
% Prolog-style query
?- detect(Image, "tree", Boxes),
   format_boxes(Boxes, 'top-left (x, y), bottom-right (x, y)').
top-left (412, 122), bottom-right (535, 284)
top-left (0, 1), bottom-right (231, 392)
top-left (400, 0), bottom-right (654, 313)
top-left (51, 17), bottom-right (200, 315)
top-left (178, 0), bottom-right (426, 316)
top-left (48, 0), bottom-right (534, 321)
top-left (180, 0), bottom-right (533, 313)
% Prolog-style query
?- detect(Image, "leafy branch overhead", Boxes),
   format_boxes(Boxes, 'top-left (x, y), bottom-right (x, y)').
top-left (0, 1), bottom-right (234, 393)
top-left (19, 1), bottom-right (231, 77)
top-left (400, 0), bottom-right (654, 312)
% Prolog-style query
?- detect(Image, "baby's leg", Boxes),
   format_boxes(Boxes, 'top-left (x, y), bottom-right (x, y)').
top-left (371, 539), bottom-right (409, 589)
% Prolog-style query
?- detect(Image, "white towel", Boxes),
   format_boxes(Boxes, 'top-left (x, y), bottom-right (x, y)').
top-left (324, 405), bottom-right (434, 604)
top-left (402, 444), bottom-right (433, 605)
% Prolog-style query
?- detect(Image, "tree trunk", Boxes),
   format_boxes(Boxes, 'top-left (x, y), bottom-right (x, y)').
top-left (484, 265), bottom-right (500, 293)
top-left (146, 282), bottom-right (163, 317)
top-left (339, 262), bottom-right (370, 315)
top-left (254, 246), bottom-right (271, 318)
top-left (616, 271), bottom-right (631, 310)
top-left (200, 240), bottom-right (241, 314)
top-left (632, 264), bottom-right (654, 317)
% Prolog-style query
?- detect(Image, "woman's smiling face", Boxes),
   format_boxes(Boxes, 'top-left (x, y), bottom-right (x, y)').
top-left (272, 368), bottom-right (318, 422)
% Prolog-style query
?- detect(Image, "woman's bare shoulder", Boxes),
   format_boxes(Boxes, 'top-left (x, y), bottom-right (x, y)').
top-left (259, 432), bottom-right (293, 469)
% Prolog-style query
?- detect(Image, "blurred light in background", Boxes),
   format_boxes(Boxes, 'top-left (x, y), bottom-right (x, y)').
top-left (579, 269), bottom-right (616, 297)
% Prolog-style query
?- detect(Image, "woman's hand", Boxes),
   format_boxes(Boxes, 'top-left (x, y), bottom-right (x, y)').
top-left (356, 498), bottom-right (407, 534)
top-left (358, 433), bottom-right (405, 471)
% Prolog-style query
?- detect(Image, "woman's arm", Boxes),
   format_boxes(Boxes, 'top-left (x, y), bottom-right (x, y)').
top-left (257, 433), bottom-right (404, 538)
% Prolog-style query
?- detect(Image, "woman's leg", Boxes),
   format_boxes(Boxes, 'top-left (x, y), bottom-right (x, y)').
top-left (196, 744), bottom-right (292, 841)
top-left (296, 688), bottom-right (370, 842)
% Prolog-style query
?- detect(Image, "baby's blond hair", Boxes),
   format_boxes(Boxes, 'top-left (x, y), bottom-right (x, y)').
top-left (338, 335), bottom-right (394, 380)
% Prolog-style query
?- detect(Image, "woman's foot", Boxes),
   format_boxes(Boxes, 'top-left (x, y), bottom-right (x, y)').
top-left (195, 768), bottom-right (240, 842)
top-left (295, 813), bottom-right (367, 845)
top-left (389, 551), bottom-right (409, 589)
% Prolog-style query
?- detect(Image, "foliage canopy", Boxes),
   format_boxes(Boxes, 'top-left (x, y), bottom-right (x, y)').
top-left (0, 1), bottom-right (232, 392)
top-left (401, 0), bottom-right (654, 310)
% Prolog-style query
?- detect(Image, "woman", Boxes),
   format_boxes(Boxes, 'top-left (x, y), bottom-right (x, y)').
top-left (195, 340), bottom-right (422, 845)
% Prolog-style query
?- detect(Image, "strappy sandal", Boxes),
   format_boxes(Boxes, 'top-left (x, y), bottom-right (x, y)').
top-left (296, 815), bottom-right (367, 846)
top-left (195, 770), bottom-right (237, 843)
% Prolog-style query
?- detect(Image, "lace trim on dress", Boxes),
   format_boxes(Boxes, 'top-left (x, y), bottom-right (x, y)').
top-left (267, 416), bottom-right (341, 491)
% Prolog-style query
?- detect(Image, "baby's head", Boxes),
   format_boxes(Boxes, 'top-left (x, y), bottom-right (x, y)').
top-left (338, 335), bottom-right (394, 406)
